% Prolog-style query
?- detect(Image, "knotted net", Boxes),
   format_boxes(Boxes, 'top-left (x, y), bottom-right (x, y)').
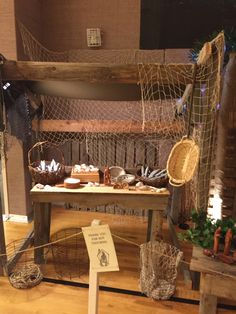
top-left (140, 241), bottom-right (183, 300)
top-left (18, 21), bottom-right (224, 213)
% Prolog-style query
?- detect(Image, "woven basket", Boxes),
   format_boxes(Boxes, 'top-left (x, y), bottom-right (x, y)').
top-left (28, 141), bottom-right (65, 185)
top-left (6, 239), bottom-right (43, 289)
top-left (136, 168), bottom-right (169, 188)
top-left (167, 137), bottom-right (199, 187)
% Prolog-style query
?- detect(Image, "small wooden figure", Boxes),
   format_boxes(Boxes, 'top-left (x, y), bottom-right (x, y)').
top-left (223, 228), bottom-right (233, 256)
top-left (213, 226), bottom-right (221, 254)
top-left (104, 166), bottom-right (111, 186)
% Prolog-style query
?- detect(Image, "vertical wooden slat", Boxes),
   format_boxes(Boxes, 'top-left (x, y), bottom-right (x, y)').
top-left (98, 138), bottom-right (107, 168)
top-left (71, 141), bottom-right (80, 165)
top-left (145, 141), bottom-right (156, 167)
top-left (106, 137), bottom-right (116, 166)
top-left (115, 137), bottom-right (126, 168)
top-left (134, 139), bottom-right (145, 166)
top-left (80, 140), bottom-right (89, 164)
top-left (125, 140), bottom-right (135, 168)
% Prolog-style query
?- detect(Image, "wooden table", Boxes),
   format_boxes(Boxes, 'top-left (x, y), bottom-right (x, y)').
top-left (30, 185), bottom-right (169, 263)
top-left (190, 246), bottom-right (236, 314)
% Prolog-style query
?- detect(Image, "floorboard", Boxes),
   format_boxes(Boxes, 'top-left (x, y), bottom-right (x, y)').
top-left (1, 206), bottom-right (236, 313)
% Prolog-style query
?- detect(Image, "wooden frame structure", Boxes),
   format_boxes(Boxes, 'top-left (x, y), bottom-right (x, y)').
top-left (0, 59), bottom-right (208, 274)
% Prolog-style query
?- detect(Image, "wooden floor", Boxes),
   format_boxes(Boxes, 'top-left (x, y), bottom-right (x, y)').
top-left (1, 207), bottom-right (235, 314)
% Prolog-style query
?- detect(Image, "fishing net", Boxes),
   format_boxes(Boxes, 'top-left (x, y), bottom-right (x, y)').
top-left (17, 22), bottom-right (224, 212)
top-left (140, 241), bottom-right (183, 300)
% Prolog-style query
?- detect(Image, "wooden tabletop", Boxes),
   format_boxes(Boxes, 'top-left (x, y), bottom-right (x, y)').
top-left (31, 184), bottom-right (169, 196)
top-left (190, 246), bottom-right (236, 277)
top-left (30, 185), bottom-right (170, 211)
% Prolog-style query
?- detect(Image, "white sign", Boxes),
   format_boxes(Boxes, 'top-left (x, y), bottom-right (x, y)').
top-left (82, 224), bottom-right (119, 273)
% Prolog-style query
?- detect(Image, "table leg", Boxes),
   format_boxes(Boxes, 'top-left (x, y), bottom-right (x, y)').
top-left (156, 211), bottom-right (163, 237)
top-left (34, 202), bottom-right (51, 264)
top-left (147, 210), bottom-right (162, 241)
top-left (199, 293), bottom-right (217, 314)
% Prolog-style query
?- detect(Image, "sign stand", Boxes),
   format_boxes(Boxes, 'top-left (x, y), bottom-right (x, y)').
top-left (88, 219), bottom-right (101, 314)
top-left (83, 219), bottom-right (119, 314)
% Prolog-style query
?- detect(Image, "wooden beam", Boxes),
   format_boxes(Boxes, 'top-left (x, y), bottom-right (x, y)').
top-left (1, 60), bottom-right (196, 84)
top-left (32, 119), bottom-right (184, 134)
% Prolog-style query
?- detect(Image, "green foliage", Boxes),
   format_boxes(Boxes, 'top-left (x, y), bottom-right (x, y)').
top-left (178, 209), bottom-right (236, 248)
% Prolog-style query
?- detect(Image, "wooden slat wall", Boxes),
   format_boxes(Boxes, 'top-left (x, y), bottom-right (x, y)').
top-left (59, 136), bottom-right (170, 215)
top-left (60, 137), bottom-right (165, 169)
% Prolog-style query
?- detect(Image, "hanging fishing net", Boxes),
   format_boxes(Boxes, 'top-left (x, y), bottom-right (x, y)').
top-left (140, 241), bottom-right (183, 300)
top-left (17, 21), bottom-right (224, 212)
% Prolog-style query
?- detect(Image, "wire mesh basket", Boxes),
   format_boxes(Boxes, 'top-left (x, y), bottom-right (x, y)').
top-left (28, 141), bottom-right (65, 185)
top-left (50, 228), bottom-right (89, 279)
top-left (6, 239), bottom-right (43, 289)
top-left (140, 241), bottom-right (183, 300)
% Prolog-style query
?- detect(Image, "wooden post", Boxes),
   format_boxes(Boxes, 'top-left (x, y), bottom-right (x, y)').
top-left (170, 186), bottom-right (183, 224)
top-left (88, 219), bottom-right (101, 314)
top-left (199, 293), bottom-right (217, 314)
top-left (34, 202), bottom-right (51, 264)
top-left (200, 274), bottom-right (217, 314)
top-left (0, 200), bottom-right (6, 275)
top-left (0, 133), bottom-right (9, 218)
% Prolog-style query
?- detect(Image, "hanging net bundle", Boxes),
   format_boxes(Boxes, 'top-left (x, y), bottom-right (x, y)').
top-left (17, 22), bottom-right (224, 212)
top-left (140, 241), bottom-right (183, 300)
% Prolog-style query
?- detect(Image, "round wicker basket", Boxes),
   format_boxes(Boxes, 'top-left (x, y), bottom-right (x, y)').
top-left (6, 239), bottom-right (43, 289)
top-left (28, 141), bottom-right (65, 185)
top-left (167, 137), bottom-right (199, 187)
top-left (9, 264), bottom-right (43, 289)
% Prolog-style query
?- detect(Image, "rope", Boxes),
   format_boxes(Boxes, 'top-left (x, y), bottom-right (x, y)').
top-left (111, 234), bottom-right (140, 248)
top-left (2, 230), bottom-right (236, 281)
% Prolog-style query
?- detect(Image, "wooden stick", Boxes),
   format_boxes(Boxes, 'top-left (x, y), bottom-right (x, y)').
top-left (32, 119), bottom-right (184, 134)
top-left (0, 133), bottom-right (9, 218)
top-left (1, 60), bottom-right (198, 84)
top-left (88, 219), bottom-right (101, 314)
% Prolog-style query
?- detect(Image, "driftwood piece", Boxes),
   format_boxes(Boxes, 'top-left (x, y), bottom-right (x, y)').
top-left (1, 60), bottom-right (198, 84)
top-left (32, 119), bottom-right (184, 135)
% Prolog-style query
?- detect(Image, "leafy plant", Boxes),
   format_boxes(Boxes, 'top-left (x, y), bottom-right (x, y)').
top-left (178, 209), bottom-right (236, 248)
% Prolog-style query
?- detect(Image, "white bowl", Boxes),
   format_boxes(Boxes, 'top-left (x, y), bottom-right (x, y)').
top-left (109, 166), bottom-right (126, 183)
top-left (116, 174), bottom-right (136, 184)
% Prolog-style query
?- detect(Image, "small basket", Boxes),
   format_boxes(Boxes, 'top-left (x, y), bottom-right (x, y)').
top-left (136, 168), bottom-right (169, 188)
top-left (6, 239), bottom-right (43, 289)
top-left (166, 137), bottom-right (199, 187)
top-left (28, 141), bottom-right (65, 185)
